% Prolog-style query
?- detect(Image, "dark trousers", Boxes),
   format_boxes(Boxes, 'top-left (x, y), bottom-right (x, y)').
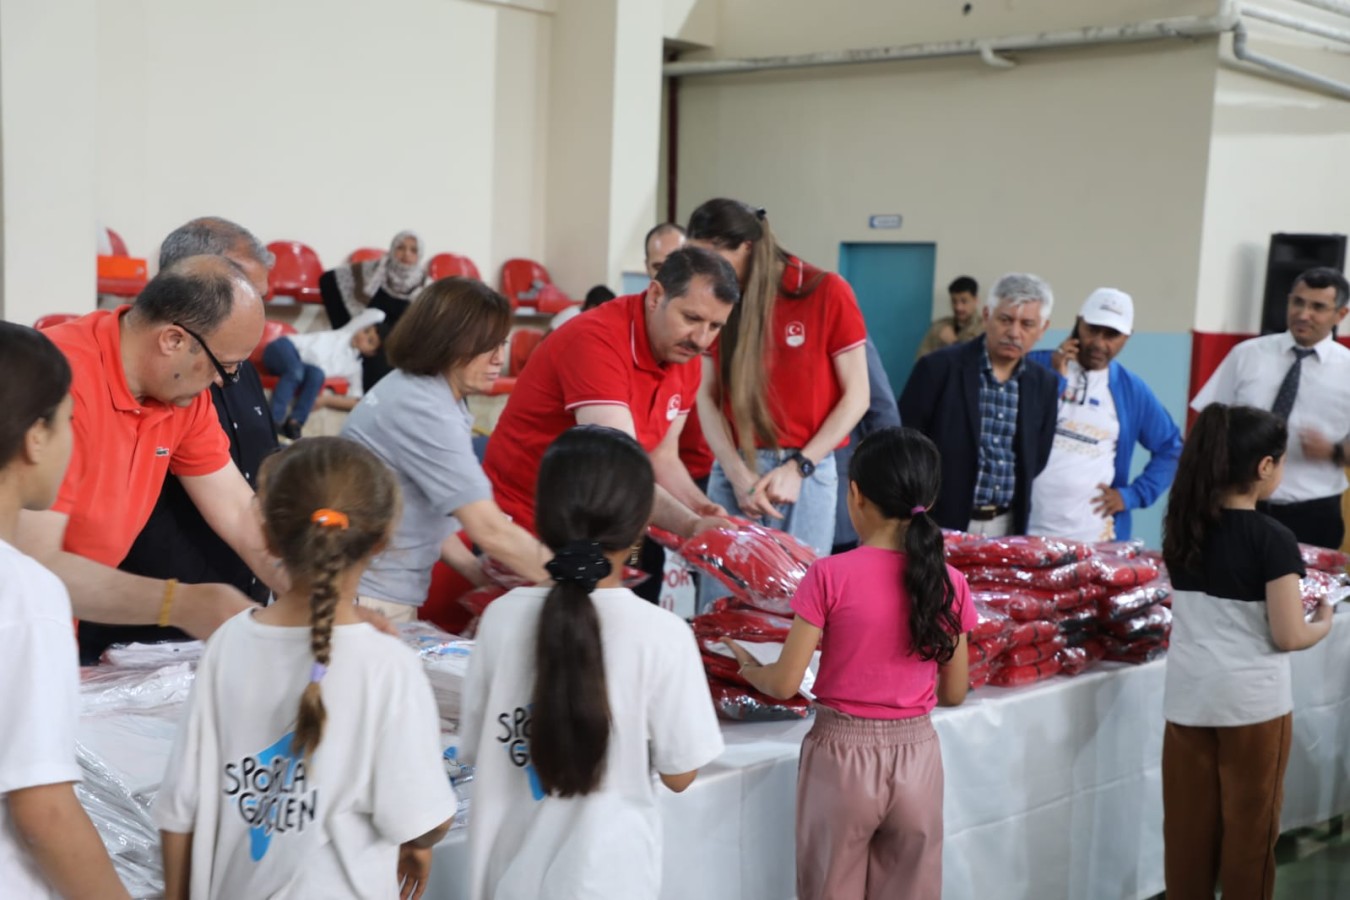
top-left (262, 338), bottom-right (324, 426)
top-left (1258, 495), bottom-right (1345, 550)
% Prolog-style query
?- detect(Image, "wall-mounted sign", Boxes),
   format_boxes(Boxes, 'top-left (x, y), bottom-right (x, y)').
top-left (869, 214), bottom-right (903, 230)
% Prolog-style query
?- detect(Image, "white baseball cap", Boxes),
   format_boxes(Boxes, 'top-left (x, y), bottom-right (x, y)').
top-left (1080, 288), bottom-right (1134, 336)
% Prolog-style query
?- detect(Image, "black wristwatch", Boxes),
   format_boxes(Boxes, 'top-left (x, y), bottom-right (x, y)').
top-left (787, 451), bottom-right (816, 477)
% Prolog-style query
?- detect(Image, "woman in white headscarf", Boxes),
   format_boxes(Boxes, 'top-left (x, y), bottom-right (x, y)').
top-left (320, 230), bottom-right (432, 389)
top-left (321, 230), bottom-right (430, 327)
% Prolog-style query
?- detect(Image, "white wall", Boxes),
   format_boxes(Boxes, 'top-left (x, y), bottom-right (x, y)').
top-left (95, 0), bottom-right (550, 283)
top-left (1195, 34), bottom-right (1350, 332)
top-left (0, 0), bottom-right (98, 325)
top-left (675, 39), bottom-right (1220, 333)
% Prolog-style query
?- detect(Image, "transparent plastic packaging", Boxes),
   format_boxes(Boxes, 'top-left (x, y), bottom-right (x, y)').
top-left (1055, 646), bottom-right (1091, 676)
top-left (960, 559), bottom-right (1099, 592)
top-left (1091, 557), bottom-right (1160, 588)
top-left (708, 678), bottom-right (813, 721)
top-left (988, 657), bottom-right (1063, 687)
top-left (1008, 620), bottom-right (1060, 648)
top-left (1003, 636), bottom-right (1067, 668)
top-left (969, 634), bottom-right (1011, 667)
top-left (945, 535), bottom-right (1093, 569)
top-left (1101, 604), bottom-right (1172, 641)
top-left (75, 743), bottom-right (164, 898)
top-left (693, 606), bottom-right (794, 644)
top-left (1299, 543), bottom-right (1350, 573)
top-left (679, 521), bottom-right (815, 616)
top-left (972, 590), bottom-right (1058, 623)
top-left (1300, 569), bottom-right (1349, 615)
top-left (1091, 539), bottom-right (1146, 559)
top-left (971, 602), bottom-right (1013, 641)
top-left (1097, 583), bottom-right (1172, 621)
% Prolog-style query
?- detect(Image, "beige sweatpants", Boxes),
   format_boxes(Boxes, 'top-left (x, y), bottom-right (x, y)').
top-left (796, 705), bottom-right (945, 900)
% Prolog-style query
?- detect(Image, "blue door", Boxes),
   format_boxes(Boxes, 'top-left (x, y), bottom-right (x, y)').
top-left (838, 242), bottom-right (937, 396)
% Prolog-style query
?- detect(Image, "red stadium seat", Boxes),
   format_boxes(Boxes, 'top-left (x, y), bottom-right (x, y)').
top-left (347, 247), bottom-right (384, 264)
top-left (509, 328), bottom-right (545, 375)
top-left (265, 241), bottom-right (324, 304)
top-left (35, 314), bottom-right (80, 330)
top-left (250, 319), bottom-right (349, 395)
top-left (500, 258), bottom-right (572, 313)
top-left (105, 228), bottom-right (129, 257)
top-left (427, 252), bottom-right (482, 282)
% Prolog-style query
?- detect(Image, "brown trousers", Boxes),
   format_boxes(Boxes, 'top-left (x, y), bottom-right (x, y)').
top-left (1162, 713), bottom-right (1293, 900)
top-left (796, 706), bottom-right (944, 900)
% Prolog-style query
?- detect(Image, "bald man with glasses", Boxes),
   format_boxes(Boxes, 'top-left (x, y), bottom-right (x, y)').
top-left (19, 256), bottom-right (281, 640)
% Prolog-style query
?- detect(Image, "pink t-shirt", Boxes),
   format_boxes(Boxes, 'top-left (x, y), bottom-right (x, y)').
top-left (791, 546), bottom-right (977, 719)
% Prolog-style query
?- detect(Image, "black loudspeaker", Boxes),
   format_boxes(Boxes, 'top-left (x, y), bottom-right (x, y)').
top-left (1260, 233), bottom-right (1347, 335)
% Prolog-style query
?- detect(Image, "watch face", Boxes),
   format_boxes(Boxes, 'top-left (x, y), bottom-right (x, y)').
top-left (795, 454), bottom-right (815, 476)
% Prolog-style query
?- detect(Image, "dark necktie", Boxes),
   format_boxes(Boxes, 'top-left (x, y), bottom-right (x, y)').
top-left (1271, 347), bottom-right (1316, 421)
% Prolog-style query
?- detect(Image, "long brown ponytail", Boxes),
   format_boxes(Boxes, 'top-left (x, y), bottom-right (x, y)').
top-left (256, 437), bottom-right (400, 758)
top-left (687, 198), bottom-right (790, 463)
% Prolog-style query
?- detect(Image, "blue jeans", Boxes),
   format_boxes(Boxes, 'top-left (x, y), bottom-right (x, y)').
top-left (262, 338), bottom-right (324, 426)
top-left (698, 450), bottom-right (839, 612)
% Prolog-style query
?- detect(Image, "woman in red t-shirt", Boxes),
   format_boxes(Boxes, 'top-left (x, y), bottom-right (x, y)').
top-left (687, 199), bottom-right (870, 600)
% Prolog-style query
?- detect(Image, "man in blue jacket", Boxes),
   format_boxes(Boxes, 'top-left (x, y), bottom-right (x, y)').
top-left (1026, 288), bottom-right (1182, 542)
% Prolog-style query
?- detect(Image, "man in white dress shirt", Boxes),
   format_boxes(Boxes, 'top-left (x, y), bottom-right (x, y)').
top-left (1192, 267), bottom-right (1350, 548)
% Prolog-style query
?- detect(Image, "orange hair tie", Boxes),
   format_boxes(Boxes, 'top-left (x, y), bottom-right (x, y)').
top-left (311, 508), bottom-right (350, 530)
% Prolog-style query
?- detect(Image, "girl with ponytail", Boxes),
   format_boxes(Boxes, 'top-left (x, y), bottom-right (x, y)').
top-left (156, 437), bottom-right (457, 900)
top-left (723, 427), bottom-right (974, 900)
top-left (461, 426), bottom-right (723, 900)
top-left (686, 198), bottom-right (871, 609)
top-left (1160, 404), bottom-right (1332, 899)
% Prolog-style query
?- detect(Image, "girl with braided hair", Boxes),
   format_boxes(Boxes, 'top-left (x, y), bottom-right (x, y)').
top-left (460, 426), bottom-right (724, 900)
top-left (155, 437), bottom-right (457, 900)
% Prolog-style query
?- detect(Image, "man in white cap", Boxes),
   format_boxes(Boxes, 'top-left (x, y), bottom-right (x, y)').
top-left (1026, 288), bottom-right (1182, 542)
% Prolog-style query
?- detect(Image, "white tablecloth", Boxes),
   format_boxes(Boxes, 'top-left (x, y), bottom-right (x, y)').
top-left (428, 621), bottom-right (1350, 900)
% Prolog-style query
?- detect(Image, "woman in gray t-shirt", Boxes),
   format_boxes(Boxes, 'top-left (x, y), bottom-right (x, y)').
top-left (341, 279), bottom-right (549, 622)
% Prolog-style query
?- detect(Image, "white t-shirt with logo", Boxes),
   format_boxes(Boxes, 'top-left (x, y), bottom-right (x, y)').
top-left (1029, 361), bottom-right (1120, 542)
top-left (461, 587), bottom-right (725, 900)
top-left (0, 539), bottom-right (82, 900)
top-left (153, 610), bottom-right (457, 900)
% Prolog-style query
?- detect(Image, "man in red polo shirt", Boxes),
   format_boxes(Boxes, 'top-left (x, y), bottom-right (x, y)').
top-left (16, 255), bottom-right (276, 638)
top-left (484, 246), bottom-right (739, 547)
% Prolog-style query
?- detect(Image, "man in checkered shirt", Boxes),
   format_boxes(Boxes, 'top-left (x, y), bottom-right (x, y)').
top-left (899, 273), bottom-right (1060, 536)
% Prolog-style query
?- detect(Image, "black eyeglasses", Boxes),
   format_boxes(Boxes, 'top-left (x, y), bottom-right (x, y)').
top-left (174, 321), bottom-right (241, 385)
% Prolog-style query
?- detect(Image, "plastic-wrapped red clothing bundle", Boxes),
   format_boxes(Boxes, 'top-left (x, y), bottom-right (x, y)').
top-left (679, 522), bottom-right (814, 616)
top-left (1056, 646), bottom-right (1091, 676)
top-left (961, 559), bottom-right (1099, 592)
top-left (972, 590), bottom-right (1058, 623)
top-left (970, 582), bottom-right (1107, 612)
top-left (1101, 605), bottom-right (1172, 641)
top-left (1099, 636), bottom-right (1169, 664)
top-left (969, 665), bottom-right (994, 690)
top-left (942, 529), bottom-right (982, 547)
top-left (1092, 539), bottom-right (1146, 559)
top-left (1003, 636), bottom-right (1068, 668)
top-left (1097, 583), bottom-right (1172, 621)
top-left (972, 603), bottom-right (1013, 641)
top-left (1091, 557), bottom-right (1161, 588)
top-left (701, 648), bottom-right (749, 687)
top-left (692, 606), bottom-right (794, 643)
top-left (708, 678), bottom-right (812, 721)
top-left (648, 525), bottom-right (685, 552)
top-left (458, 585), bottom-right (507, 617)
top-left (1055, 605), bottom-right (1098, 635)
top-left (989, 657), bottom-right (1062, 687)
top-left (1008, 620), bottom-right (1060, 647)
top-left (1300, 543), bottom-right (1350, 573)
top-left (1300, 569), bottom-right (1348, 616)
top-left (945, 535), bottom-right (1094, 569)
top-left (970, 635), bottom-right (1010, 667)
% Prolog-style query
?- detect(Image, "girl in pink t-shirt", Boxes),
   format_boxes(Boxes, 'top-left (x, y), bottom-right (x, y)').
top-left (723, 426), bottom-right (974, 900)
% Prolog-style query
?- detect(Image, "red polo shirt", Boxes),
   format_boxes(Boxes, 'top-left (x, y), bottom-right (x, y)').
top-left (43, 308), bottom-right (232, 567)
top-left (483, 293), bottom-right (701, 534)
top-left (711, 256), bottom-right (867, 450)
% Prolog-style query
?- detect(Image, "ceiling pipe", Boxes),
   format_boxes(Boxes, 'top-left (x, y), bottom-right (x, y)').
top-left (1231, 20), bottom-right (1350, 98)
top-left (1288, 0), bottom-right (1350, 17)
top-left (662, 4), bottom-right (1240, 78)
top-left (1244, 4), bottom-right (1350, 45)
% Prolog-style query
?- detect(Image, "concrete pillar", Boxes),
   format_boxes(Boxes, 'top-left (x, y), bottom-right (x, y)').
top-left (544, 0), bottom-right (663, 295)
top-left (0, 0), bottom-right (98, 325)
